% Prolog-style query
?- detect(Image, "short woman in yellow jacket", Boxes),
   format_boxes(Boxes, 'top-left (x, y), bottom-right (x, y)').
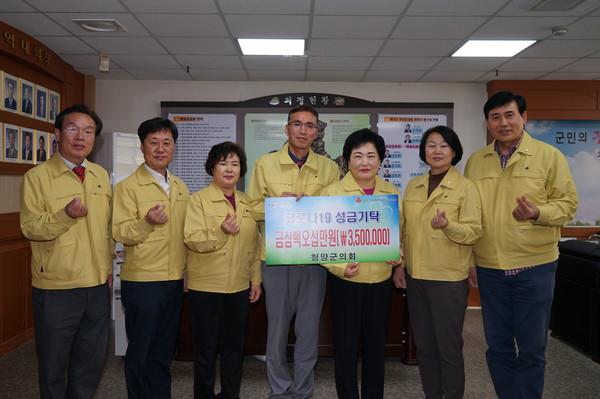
top-left (393, 126), bottom-right (482, 399)
top-left (184, 141), bottom-right (262, 399)
top-left (321, 129), bottom-right (403, 399)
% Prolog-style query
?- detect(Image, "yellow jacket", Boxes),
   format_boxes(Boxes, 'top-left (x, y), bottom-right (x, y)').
top-left (321, 173), bottom-right (402, 283)
top-left (184, 182), bottom-right (261, 293)
top-left (464, 131), bottom-right (578, 270)
top-left (402, 166), bottom-right (482, 281)
top-left (20, 154), bottom-right (113, 289)
top-left (248, 143), bottom-right (340, 260)
top-left (112, 164), bottom-right (189, 281)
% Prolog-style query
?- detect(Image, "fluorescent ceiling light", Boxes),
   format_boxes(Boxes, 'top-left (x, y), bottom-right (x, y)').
top-left (452, 40), bottom-right (536, 57)
top-left (238, 39), bottom-right (305, 56)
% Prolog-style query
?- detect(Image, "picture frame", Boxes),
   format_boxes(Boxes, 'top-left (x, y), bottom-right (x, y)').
top-left (20, 79), bottom-right (35, 118)
top-left (21, 128), bottom-right (35, 164)
top-left (36, 131), bottom-right (49, 164)
top-left (3, 72), bottom-right (19, 113)
top-left (35, 85), bottom-right (48, 121)
top-left (3, 124), bottom-right (20, 162)
top-left (48, 90), bottom-right (60, 123)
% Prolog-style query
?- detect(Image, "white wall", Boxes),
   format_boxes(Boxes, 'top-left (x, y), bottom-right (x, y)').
top-left (95, 81), bottom-right (488, 173)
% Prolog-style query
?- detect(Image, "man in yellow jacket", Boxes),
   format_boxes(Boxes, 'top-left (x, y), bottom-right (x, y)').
top-left (20, 104), bottom-right (112, 398)
top-left (465, 91), bottom-right (578, 399)
top-left (112, 118), bottom-right (189, 399)
top-left (248, 104), bottom-right (339, 399)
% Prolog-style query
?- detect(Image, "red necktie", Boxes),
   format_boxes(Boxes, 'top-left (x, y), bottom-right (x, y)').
top-left (73, 166), bottom-right (85, 183)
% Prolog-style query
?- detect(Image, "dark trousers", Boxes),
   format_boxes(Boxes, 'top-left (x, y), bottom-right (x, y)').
top-left (477, 261), bottom-right (557, 399)
top-left (406, 275), bottom-right (469, 399)
top-left (188, 289), bottom-right (250, 399)
top-left (32, 283), bottom-right (110, 399)
top-left (121, 279), bottom-right (183, 399)
top-left (330, 276), bottom-right (393, 399)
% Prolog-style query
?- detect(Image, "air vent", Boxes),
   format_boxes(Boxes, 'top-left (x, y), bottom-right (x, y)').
top-left (528, 0), bottom-right (587, 10)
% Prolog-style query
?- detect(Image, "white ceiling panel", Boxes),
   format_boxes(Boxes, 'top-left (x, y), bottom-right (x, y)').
top-left (371, 57), bottom-right (440, 70)
top-left (312, 16), bottom-right (398, 39)
top-left (158, 38), bottom-right (237, 55)
top-left (218, 0), bottom-right (311, 14)
top-left (121, 0), bottom-right (218, 13)
top-left (540, 72), bottom-right (600, 79)
top-left (174, 55), bottom-right (244, 70)
top-left (380, 40), bottom-right (461, 57)
top-left (136, 14), bottom-right (228, 37)
top-left (108, 54), bottom-right (180, 69)
top-left (1, 0), bottom-right (599, 82)
top-left (406, 0), bottom-right (504, 16)
top-left (314, 0), bottom-right (410, 16)
top-left (310, 39), bottom-right (385, 56)
top-left (225, 15), bottom-right (310, 38)
top-left (80, 37), bottom-right (166, 55)
top-left (391, 17), bottom-right (487, 39)
top-left (308, 56), bottom-right (373, 70)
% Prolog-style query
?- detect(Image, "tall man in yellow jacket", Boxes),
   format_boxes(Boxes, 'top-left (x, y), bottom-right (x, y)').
top-left (248, 105), bottom-right (339, 399)
top-left (465, 91), bottom-right (578, 399)
top-left (20, 104), bottom-right (112, 398)
top-left (112, 118), bottom-right (189, 399)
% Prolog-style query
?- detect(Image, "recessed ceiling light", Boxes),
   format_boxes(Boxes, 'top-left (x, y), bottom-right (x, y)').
top-left (238, 39), bottom-right (305, 56)
top-left (452, 40), bottom-right (536, 57)
top-left (72, 19), bottom-right (127, 32)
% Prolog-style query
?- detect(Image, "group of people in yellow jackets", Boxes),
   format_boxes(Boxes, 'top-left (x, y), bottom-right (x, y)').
top-left (21, 90), bottom-right (577, 399)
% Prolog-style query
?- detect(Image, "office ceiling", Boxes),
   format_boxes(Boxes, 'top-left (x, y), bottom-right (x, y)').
top-left (1, 0), bottom-right (600, 82)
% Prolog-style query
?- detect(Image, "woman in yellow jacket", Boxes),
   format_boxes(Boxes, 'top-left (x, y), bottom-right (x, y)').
top-left (393, 126), bottom-right (482, 399)
top-left (321, 129), bottom-right (403, 399)
top-left (184, 141), bottom-right (262, 399)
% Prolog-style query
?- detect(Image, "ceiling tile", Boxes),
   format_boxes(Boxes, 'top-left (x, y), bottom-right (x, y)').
top-left (406, 0), bottom-right (503, 16)
top-left (500, 57), bottom-right (579, 71)
top-left (219, 0), bottom-right (311, 14)
top-left (121, 0), bottom-right (217, 13)
top-left (310, 39), bottom-right (385, 56)
top-left (46, 13), bottom-right (149, 36)
top-left (520, 39), bottom-right (600, 57)
top-left (557, 58), bottom-right (600, 72)
top-left (81, 37), bottom-right (166, 55)
top-left (0, 13), bottom-right (70, 36)
top-left (434, 57), bottom-right (510, 72)
top-left (418, 71), bottom-right (487, 82)
top-left (35, 36), bottom-right (96, 55)
top-left (391, 16), bottom-right (487, 39)
top-left (555, 17), bottom-right (600, 40)
top-left (226, 15), bottom-right (309, 38)
top-left (370, 57), bottom-right (439, 70)
top-left (174, 55), bottom-right (243, 69)
top-left (242, 56), bottom-right (306, 70)
top-left (108, 54), bottom-right (181, 69)
top-left (472, 16), bottom-right (579, 39)
top-left (499, 0), bottom-right (600, 17)
top-left (25, 0), bottom-right (126, 12)
top-left (308, 56), bottom-right (373, 70)
top-left (476, 71), bottom-right (548, 81)
top-left (540, 72), bottom-right (600, 80)
top-left (136, 14), bottom-right (228, 37)
top-left (247, 70), bottom-right (306, 81)
top-left (312, 16), bottom-right (398, 39)
top-left (380, 39), bottom-right (461, 57)
top-left (158, 38), bottom-right (237, 55)
top-left (0, 1), bottom-right (36, 12)
top-left (306, 70), bottom-right (365, 81)
top-left (314, 0), bottom-right (410, 15)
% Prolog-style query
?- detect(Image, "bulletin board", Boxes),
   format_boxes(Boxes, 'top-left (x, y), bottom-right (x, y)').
top-left (161, 93), bottom-right (453, 193)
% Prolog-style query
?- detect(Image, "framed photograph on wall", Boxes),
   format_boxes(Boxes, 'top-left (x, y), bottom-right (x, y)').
top-left (35, 86), bottom-right (48, 121)
top-left (21, 79), bottom-right (35, 117)
top-left (4, 124), bottom-right (20, 162)
top-left (36, 131), bottom-right (49, 163)
top-left (3, 72), bottom-right (19, 113)
top-left (21, 128), bottom-right (34, 164)
top-left (49, 90), bottom-right (60, 123)
top-left (50, 133), bottom-right (58, 157)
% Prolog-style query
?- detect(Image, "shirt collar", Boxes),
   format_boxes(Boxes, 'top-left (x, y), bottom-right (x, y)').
top-left (58, 151), bottom-right (86, 169)
top-left (144, 163), bottom-right (170, 186)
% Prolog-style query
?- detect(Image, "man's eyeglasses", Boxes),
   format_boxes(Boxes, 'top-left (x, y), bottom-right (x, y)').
top-left (63, 126), bottom-right (95, 137)
top-left (288, 120), bottom-right (317, 132)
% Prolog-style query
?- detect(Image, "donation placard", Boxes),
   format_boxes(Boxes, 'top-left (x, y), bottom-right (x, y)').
top-left (265, 195), bottom-right (400, 265)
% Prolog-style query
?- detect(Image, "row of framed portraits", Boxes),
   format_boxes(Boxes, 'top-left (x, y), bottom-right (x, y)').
top-left (2, 71), bottom-right (60, 123)
top-left (2, 123), bottom-right (56, 164)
